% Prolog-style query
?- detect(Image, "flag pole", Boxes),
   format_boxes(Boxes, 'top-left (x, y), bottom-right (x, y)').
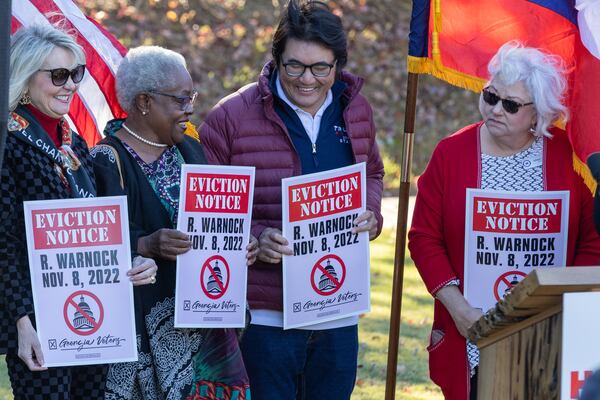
top-left (0, 0), bottom-right (11, 170)
top-left (384, 71), bottom-right (419, 400)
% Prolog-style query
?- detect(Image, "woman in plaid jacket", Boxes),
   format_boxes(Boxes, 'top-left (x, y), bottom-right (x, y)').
top-left (0, 24), bottom-right (156, 399)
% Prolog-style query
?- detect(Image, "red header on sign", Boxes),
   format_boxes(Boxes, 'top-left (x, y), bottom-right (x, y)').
top-left (472, 197), bottom-right (562, 233)
top-left (571, 370), bottom-right (593, 399)
top-left (32, 205), bottom-right (122, 249)
top-left (288, 171), bottom-right (362, 222)
top-left (184, 173), bottom-right (250, 214)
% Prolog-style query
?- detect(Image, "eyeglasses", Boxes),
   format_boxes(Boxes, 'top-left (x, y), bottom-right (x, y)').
top-left (149, 90), bottom-right (198, 110)
top-left (482, 87), bottom-right (533, 114)
top-left (282, 61), bottom-right (335, 78)
top-left (39, 65), bottom-right (86, 86)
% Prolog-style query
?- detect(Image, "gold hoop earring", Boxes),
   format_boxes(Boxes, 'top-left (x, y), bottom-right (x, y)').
top-left (19, 93), bottom-right (31, 105)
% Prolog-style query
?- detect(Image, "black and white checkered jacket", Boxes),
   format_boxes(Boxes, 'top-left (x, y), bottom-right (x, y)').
top-left (0, 117), bottom-right (95, 354)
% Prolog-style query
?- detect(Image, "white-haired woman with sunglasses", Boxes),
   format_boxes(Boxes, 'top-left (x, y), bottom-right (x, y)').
top-left (1, 24), bottom-right (155, 399)
top-left (91, 46), bottom-right (257, 399)
top-left (408, 41), bottom-right (600, 400)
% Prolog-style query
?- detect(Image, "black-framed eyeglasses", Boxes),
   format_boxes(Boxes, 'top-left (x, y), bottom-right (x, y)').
top-left (282, 61), bottom-right (335, 78)
top-left (149, 90), bottom-right (198, 110)
top-left (482, 87), bottom-right (533, 114)
top-left (39, 65), bottom-right (86, 86)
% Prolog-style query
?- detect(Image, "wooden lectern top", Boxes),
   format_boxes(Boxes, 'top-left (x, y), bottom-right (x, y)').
top-left (469, 267), bottom-right (600, 348)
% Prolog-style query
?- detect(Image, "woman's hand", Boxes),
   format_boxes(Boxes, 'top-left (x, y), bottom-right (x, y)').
top-left (16, 316), bottom-right (46, 371)
top-left (257, 228), bottom-right (294, 263)
top-left (138, 229), bottom-right (191, 261)
top-left (352, 210), bottom-right (378, 240)
top-left (435, 285), bottom-right (483, 338)
top-left (246, 235), bottom-right (259, 266)
top-left (128, 256), bottom-right (158, 286)
top-left (452, 304), bottom-right (484, 338)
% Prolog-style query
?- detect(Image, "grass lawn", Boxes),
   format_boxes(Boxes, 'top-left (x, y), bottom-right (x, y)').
top-left (0, 228), bottom-right (441, 399)
top-left (353, 228), bottom-right (442, 399)
top-left (0, 359), bottom-right (9, 400)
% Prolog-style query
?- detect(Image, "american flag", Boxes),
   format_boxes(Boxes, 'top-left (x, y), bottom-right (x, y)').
top-left (11, 0), bottom-right (127, 146)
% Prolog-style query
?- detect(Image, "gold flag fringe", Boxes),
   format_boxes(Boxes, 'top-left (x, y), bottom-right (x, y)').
top-left (573, 152), bottom-right (596, 195)
top-left (184, 121), bottom-right (200, 141)
top-left (407, 56), bottom-right (486, 93)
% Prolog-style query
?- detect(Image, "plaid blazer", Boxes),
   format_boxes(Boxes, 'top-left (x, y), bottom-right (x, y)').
top-left (0, 115), bottom-right (95, 354)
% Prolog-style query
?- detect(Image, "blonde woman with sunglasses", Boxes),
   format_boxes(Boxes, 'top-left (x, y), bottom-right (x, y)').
top-left (408, 41), bottom-right (600, 400)
top-left (1, 24), bottom-right (158, 399)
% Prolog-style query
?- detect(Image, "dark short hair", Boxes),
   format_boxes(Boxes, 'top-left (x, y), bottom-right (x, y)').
top-left (272, 0), bottom-right (347, 71)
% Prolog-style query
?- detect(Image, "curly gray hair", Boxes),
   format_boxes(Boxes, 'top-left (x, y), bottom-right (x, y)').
top-left (10, 24), bottom-right (85, 111)
top-left (487, 41), bottom-right (568, 137)
top-left (116, 46), bottom-right (187, 113)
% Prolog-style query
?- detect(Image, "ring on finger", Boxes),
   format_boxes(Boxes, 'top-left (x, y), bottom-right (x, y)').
top-left (150, 275), bottom-right (157, 284)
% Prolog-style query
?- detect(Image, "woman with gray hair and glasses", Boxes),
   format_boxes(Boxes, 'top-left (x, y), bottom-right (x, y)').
top-left (408, 41), bottom-right (600, 399)
top-left (92, 46), bottom-right (257, 400)
top-left (1, 23), bottom-right (157, 399)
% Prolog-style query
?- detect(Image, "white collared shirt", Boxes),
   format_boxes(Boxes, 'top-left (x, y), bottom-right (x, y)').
top-left (276, 75), bottom-right (333, 145)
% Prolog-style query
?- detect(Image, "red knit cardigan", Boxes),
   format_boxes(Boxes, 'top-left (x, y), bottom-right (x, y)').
top-left (408, 122), bottom-right (600, 400)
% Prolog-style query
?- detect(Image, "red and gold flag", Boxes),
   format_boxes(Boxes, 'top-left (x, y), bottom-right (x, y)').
top-left (408, 0), bottom-right (600, 192)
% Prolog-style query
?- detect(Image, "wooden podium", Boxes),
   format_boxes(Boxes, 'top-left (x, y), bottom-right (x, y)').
top-left (468, 267), bottom-right (600, 400)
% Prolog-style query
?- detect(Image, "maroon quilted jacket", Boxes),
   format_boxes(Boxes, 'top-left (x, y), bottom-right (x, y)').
top-left (199, 62), bottom-right (384, 311)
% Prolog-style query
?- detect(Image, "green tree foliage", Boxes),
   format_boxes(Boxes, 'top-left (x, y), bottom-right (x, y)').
top-left (78, 0), bottom-right (480, 182)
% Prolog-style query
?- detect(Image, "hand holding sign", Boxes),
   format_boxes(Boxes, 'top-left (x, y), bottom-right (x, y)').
top-left (258, 228), bottom-right (294, 263)
top-left (16, 315), bottom-right (46, 371)
top-left (246, 235), bottom-right (259, 266)
top-left (138, 228), bottom-right (191, 261)
top-left (128, 256), bottom-right (158, 286)
top-left (351, 210), bottom-right (378, 239)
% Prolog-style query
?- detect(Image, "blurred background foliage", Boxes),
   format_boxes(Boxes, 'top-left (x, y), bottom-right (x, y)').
top-left (77, 0), bottom-right (480, 189)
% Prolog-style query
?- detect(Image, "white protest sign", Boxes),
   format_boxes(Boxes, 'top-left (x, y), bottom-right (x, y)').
top-left (282, 163), bottom-right (370, 329)
top-left (23, 196), bottom-right (137, 367)
top-left (464, 189), bottom-right (569, 312)
top-left (175, 164), bottom-right (255, 328)
top-left (561, 292), bottom-right (600, 399)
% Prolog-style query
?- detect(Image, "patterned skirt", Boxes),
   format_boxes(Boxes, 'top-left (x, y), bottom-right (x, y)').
top-left (104, 296), bottom-right (250, 400)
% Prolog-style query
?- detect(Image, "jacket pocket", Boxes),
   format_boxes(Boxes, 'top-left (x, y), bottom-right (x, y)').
top-left (428, 329), bottom-right (444, 350)
top-left (427, 328), bottom-right (451, 390)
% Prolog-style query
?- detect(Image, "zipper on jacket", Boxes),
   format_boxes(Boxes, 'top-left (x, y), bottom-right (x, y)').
top-left (312, 142), bottom-right (319, 167)
top-left (312, 142), bottom-right (316, 154)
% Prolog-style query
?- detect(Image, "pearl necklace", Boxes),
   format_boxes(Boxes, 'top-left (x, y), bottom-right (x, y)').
top-left (122, 123), bottom-right (167, 148)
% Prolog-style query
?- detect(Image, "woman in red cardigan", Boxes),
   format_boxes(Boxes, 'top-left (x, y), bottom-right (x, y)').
top-left (408, 42), bottom-right (600, 400)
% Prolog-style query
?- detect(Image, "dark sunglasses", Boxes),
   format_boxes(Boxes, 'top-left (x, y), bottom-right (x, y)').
top-left (149, 90), bottom-right (198, 110)
top-left (39, 65), bottom-right (86, 86)
top-left (482, 87), bottom-right (533, 114)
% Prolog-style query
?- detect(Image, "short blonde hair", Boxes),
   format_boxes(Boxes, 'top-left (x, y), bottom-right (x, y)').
top-left (10, 24), bottom-right (85, 111)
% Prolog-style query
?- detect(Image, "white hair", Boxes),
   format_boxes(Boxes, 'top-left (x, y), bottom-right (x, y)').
top-left (10, 24), bottom-right (85, 111)
top-left (116, 46), bottom-right (187, 113)
top-left (488, 41), bottom-right (568, 137)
